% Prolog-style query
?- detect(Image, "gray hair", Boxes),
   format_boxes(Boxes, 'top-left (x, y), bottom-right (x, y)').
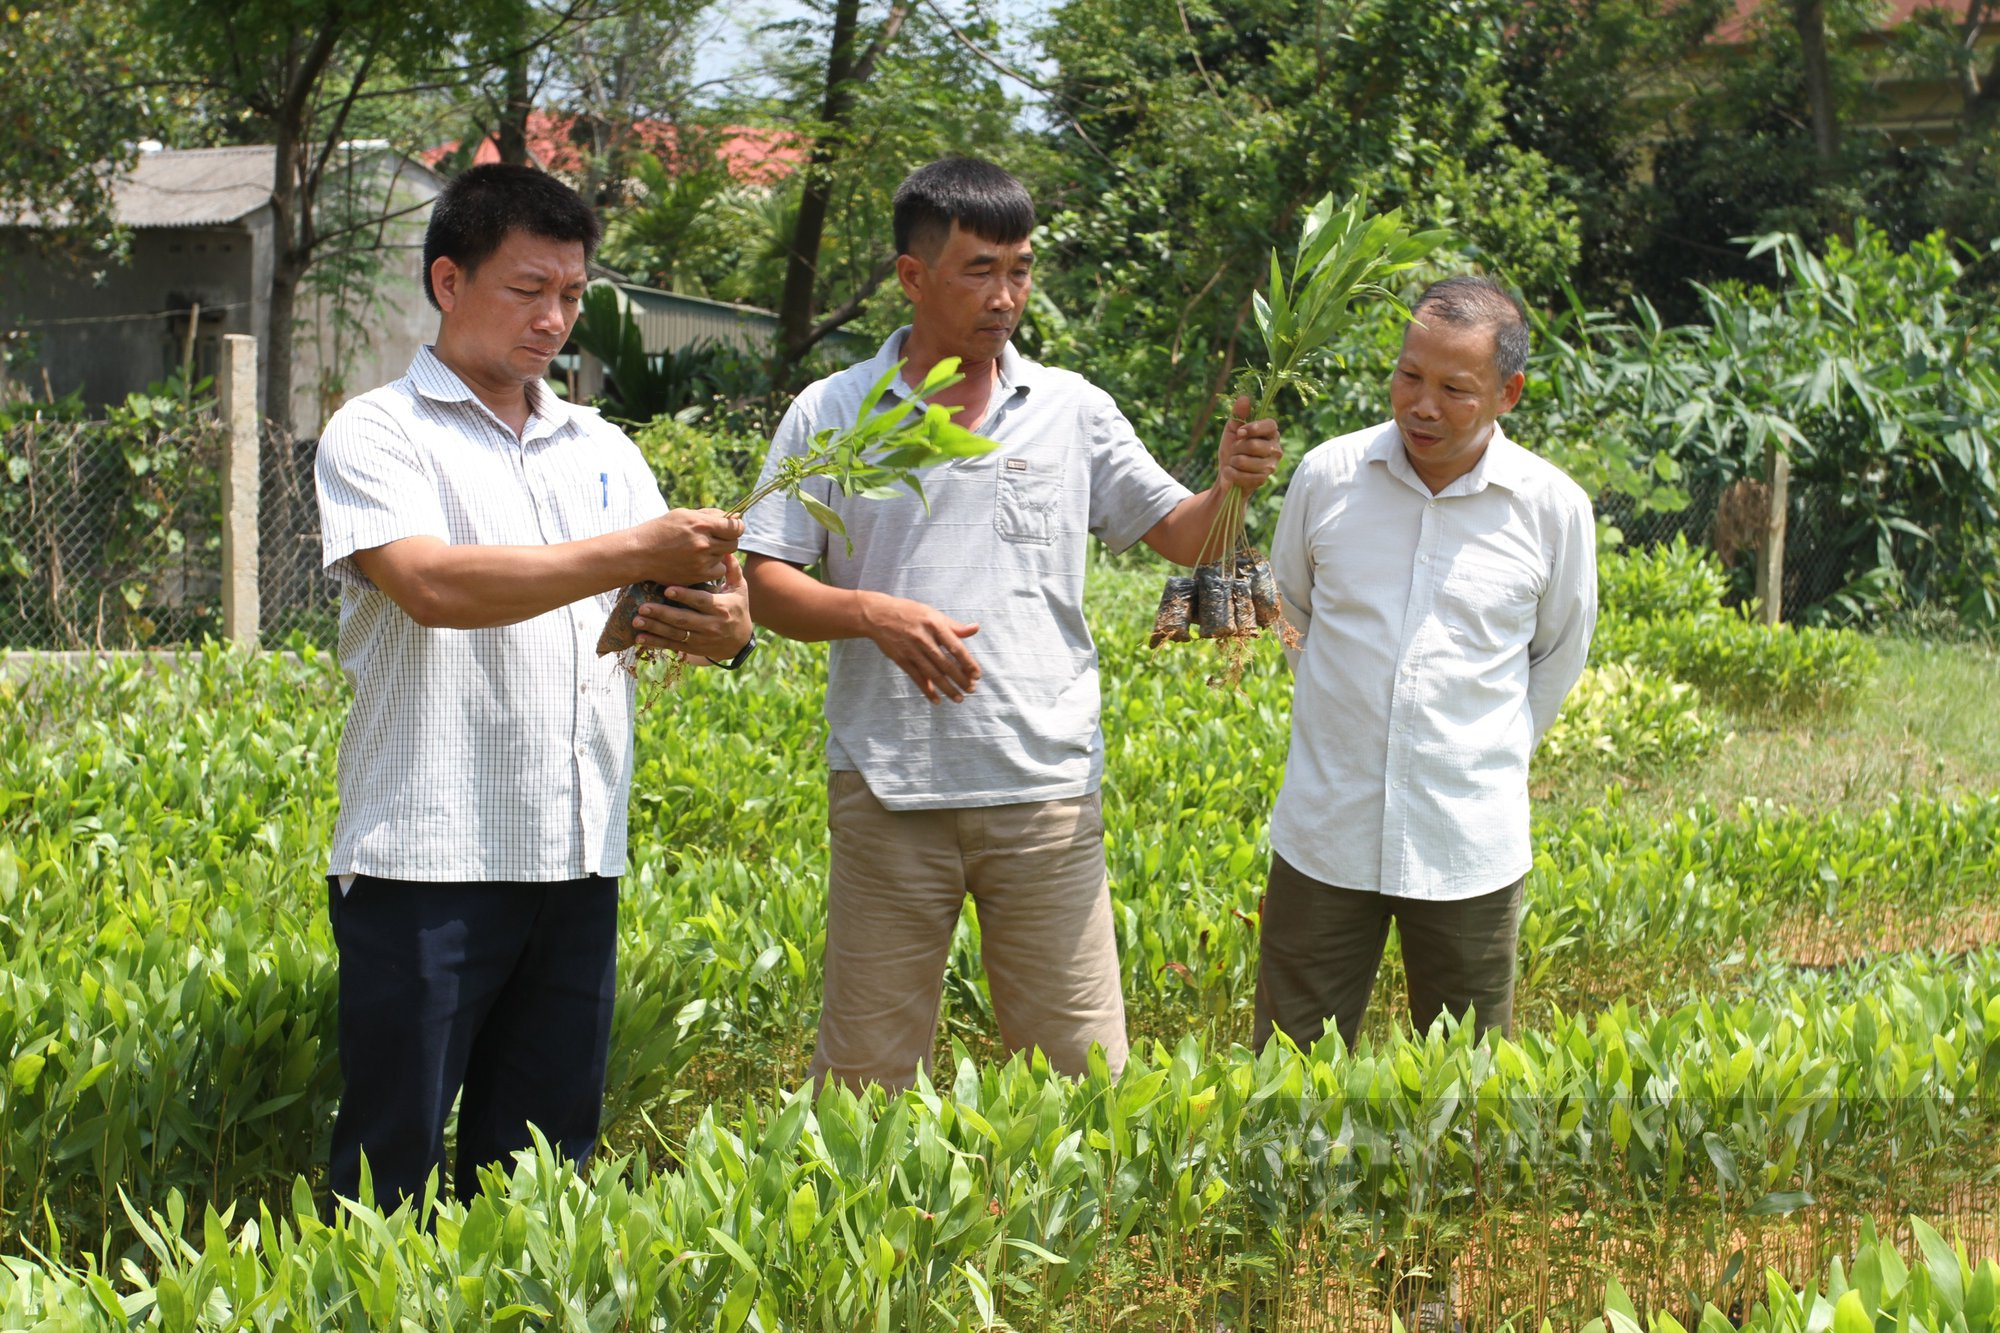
top-left (1408, 276), bottom-right (1530, 381)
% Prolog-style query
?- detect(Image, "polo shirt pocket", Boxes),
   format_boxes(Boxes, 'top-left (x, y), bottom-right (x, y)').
top-left (995, 459), bottom-right (1060, 545)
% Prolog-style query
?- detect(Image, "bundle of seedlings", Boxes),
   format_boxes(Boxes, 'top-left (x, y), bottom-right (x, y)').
top-left (597, 357), bottom-right (994, 675)
top-left (1149, 193), bottom-right (1449, 684)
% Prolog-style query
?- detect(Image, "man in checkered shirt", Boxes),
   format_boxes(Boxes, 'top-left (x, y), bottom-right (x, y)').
top-left (314, 164), bottom-right (751, 1209)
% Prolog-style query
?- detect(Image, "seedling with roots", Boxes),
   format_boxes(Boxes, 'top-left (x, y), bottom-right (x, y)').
top-left (598, 356), bottom-right (996, 673)
top-left (1153, 193), bottom-right (1449, 685)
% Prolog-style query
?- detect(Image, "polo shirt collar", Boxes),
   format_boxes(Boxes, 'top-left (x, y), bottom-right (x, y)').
top-left (871, 327), bottom-right (1042, 401)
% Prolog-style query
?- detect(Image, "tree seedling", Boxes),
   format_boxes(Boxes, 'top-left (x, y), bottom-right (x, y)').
top-left (1153, 193), bottom-right (1450, 685)
top-left (597, 356), bottom-right (997, 665)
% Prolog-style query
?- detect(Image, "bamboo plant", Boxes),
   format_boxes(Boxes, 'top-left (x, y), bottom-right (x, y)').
top-left (1152, 194), bottom-right (1449, 676)
top-left (597, 356), bottom-right (995, 657)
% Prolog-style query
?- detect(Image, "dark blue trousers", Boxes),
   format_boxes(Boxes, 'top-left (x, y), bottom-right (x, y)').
top-left (326, 874), bottom-right (619, 1209)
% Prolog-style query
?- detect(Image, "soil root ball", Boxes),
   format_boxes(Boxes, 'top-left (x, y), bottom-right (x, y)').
top-left (1246, 555), bottom-right (1281, 627)
top-left (1230, 577), bottom-right (1256, 634)
top-left (596, 580), bottom-right (670, 656)
top-left (597, 577), bottom-right (723, 657)
top-left (1150, 576), bottom-right (1196, 648)
top-left (1194, 563), bottom-right (1233, 637)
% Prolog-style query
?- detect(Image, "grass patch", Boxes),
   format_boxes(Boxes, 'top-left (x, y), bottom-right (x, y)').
top-left (1540, 634), bottom-right (2000, 825)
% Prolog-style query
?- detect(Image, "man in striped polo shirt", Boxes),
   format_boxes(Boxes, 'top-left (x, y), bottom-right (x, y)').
top-left (742, 157), bottom-right (1282, 1091)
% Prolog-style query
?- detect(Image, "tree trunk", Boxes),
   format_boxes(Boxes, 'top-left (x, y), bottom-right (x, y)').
top-left (1957, 0), bottom-right (1997, 125)
top-left (262, 24), bottom-right (344, 437)
top-left (497, 51), bottom-right (532, 166)
top-left (773, 0), bottom-right (910, 384)
top-left (1793, 0), bottom-right (1838, 161)
top-left (774, 0), bottom-right (861, 380)
top-left (266, 96), bottom-right (306, 436)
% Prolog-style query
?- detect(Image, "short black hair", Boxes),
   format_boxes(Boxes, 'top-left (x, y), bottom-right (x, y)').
top-left (892, 157), bottom-right (1035, 260)
top-left (421, 163), bottom-right (602, 309)
top-left (1408, 276), bottom-right (1531, 381)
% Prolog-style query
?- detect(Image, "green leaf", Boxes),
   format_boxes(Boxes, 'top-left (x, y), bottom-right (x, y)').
top-left (1747, 1189), bottom-right (1814, 1216)
top-left (1910, 1215), bottom-right (1964, 1316)
top-left (1831, 1289), bottom-right (1872, 1333)
top-left (787, 1181), bottom-right (819, 1245)
top-left (10, 1052), bottom-right (44, 1091)
top-left (799, 492), bottom-right (846, 539)
top-left (913, 355), bottom-right (965, 397)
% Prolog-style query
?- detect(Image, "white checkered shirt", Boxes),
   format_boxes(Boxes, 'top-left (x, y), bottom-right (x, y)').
top-left (315, 346), bottom-right (668, 882)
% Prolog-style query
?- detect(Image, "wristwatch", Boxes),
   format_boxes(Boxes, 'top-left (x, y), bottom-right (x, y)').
top-left (715, 632), bottom-right (757, 672)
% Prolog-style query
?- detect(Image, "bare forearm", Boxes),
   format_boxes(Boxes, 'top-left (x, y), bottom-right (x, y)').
top-left (1141, 398), bottom-right (1282, 564)
top-left (359, 532), bottom-right (643, 630)
top-left (743, 555), bottom-right (878, 642)
top-left (1143, 483), bottom-right (1241, 567)
top-left (746, 554), bottom-right (983, 702)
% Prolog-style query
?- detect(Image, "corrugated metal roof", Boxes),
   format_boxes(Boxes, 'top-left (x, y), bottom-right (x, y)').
top-left (113, 146), bottom-right (277, 228)
top-left (617, 283), bottom-right (781, 354)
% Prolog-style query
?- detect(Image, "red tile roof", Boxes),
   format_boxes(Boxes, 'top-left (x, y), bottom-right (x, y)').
top-left (425, 111), bottom-right (801, 186)
top-left (1711, 0), bottom-right (1992, 44)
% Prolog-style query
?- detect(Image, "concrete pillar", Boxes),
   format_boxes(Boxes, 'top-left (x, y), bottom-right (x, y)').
top-left (218, 333), bottom-right (261, 650)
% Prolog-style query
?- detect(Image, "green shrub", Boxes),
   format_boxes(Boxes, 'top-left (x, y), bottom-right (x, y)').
top-left (0, 376), bottom-right (225, 649)
top-left (1598, 535), bottom-right (1731, 624)
top-left (1586, 1217), bottom-right (2000, 1333)
top-left (1594, 608), bottom-right (1877, 714)
top-left (7, 964), bottom-right (2000, 1329)
top-left (1535, 661), bottom-right (1717, 778)
top-left (1591, 537), bottom-right (1876, 713)
top-left (628, 413), bottom-right (769, 509)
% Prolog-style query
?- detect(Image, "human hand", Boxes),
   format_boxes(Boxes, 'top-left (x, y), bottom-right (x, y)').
top-left (1218, 395), bottom-right (1282, 491)
top-left (637, 508), bottom-right (743, 586)
top-left (633, 554), bottom-right (752, 662)
top-left (858, 593), bottom-right (981, 704)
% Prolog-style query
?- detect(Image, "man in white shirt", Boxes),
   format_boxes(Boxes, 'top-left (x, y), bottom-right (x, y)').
top-left (1256, 275), bottom-right (1596, 1055)
top-left (314, 164), bottom-right (751, 1209)
top-left (741, 158), bottom-right (1281, 1091)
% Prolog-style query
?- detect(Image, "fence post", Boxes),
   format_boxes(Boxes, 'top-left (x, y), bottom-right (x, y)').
top-left (1755, 441), bottom-right (1790, 626)
top-left (218, 333), bottom-right (261, 650)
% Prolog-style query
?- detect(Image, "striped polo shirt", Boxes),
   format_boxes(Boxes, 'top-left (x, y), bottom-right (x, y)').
top-left (741, 329), bottom-right (1189, 811)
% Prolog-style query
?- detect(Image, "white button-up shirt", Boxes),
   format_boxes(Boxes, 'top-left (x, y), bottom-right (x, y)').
top-left (315, 346), bottom-right (668, 882)
top-left (1267, 420), bottom-right (1596, 901)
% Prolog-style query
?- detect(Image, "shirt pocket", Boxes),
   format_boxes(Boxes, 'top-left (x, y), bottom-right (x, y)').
top-left (1438, 558), bottom-right (1541, 655)
top-left (994, 457), bottom-right (1062, 545)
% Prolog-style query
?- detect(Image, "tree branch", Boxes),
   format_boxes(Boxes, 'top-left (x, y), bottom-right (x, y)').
top-left (304, 190), bottom-right (436, 252)
top-left (304, 40), bottom-right (382, 215)
top-left (801, 251), bottom-right (898, 350)
top-left (912, 0), bottom-right (1113, 165)
top-left (849, 1), bottom-right (914, 87)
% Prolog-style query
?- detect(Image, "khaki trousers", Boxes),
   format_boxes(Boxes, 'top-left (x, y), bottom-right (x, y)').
top-left (810, 771), bottom-right (1129, 1091)
top-left (1253, 853), bottom-right (1524, 1053)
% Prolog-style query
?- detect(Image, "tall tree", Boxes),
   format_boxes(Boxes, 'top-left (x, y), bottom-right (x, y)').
top-left (1793, 0), bottom-right (1840, 161)
top-left (1031, 0), bottom-right (1579, 457)
top-left (126, 0), bottom-right (648, 431)
top-left (773, 0), bottom-right (912, 378)
top-left (0, 0), bottom-right (155, 262)
top-left (129, 0), bottom-right (483, 429)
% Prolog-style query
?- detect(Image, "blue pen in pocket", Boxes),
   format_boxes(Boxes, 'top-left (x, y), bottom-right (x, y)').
top-left (600, 472), bottom-right (609, 509)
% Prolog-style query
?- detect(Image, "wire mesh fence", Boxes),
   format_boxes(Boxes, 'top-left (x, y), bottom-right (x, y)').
top-left (1603, 471), bottom-right (1855, 620)
top-left (1, 410), bottom-right (227, 650)
top-left (0, 409), bottom-right (1884, 654)
top-left (259, 432), bottom-right (340, 647)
